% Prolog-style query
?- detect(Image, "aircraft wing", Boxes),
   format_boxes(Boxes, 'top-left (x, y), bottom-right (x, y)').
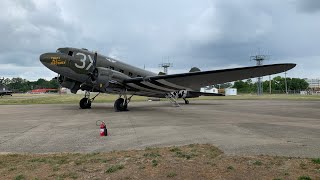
top-left (124, 63), bottom-right (296, 92)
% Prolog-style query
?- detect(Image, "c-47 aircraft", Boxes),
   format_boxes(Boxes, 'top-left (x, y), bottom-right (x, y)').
top-left (40, 47), bottom-right (295, 111)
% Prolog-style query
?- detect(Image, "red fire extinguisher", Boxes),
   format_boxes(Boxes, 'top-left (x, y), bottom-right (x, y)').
top-left (98, 121), bottom-right (108, 136)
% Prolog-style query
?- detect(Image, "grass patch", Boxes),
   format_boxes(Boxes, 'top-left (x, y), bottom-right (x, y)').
top-left (29, 156), bottom-right (68, 165)
top-left (311, 158), bottom-right (320, 164)
top-left (253, 160), bottom-right (262, 166)
top-left (14, 174), bottom-right (25, 180)
top-left (300, 163), bottom-right (307, 169)
top-left (105, 164), bottom-right (124, 173)
top-left (0, 94), bottom-right (148, 105)
top-left (152, 159), bottom-right (158, 167)
top-left (167, 172), bottom-right (177, 178)
top-left (1, 144), bottom-right (320, 179)
top-left (29, 158), bottom-right (48, 163)
top-left (175, 151), bottom-right (196, 160)
top-left (298, 176), bottom-right (312, 180)
top-left (52, 164), bottom-right (60, 171)
top-left (2, 94), bottom-right (320, 105)
top-left (8, 166), bottom-right (17, 171)
top-left (227, 166), bottom-right (234, 170)
top-left (145, 147), bottom-right (153, 151)
top-left (62, 172), bottom-right (78, 179)
top-left (169, 147), bottom-right (181, 152)
top-left (143, 152), bottom-right (161, 158)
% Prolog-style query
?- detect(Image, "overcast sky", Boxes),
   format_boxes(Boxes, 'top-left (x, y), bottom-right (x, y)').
top-left (0, 0), bottom-right (319, 81)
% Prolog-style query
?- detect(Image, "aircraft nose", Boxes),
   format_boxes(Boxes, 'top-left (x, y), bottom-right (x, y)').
top-left (39, 53), bottom-right (51, 65)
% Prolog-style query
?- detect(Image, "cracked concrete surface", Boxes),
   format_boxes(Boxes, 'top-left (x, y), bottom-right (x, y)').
top-left (0, 100), bottom-right (319, 157)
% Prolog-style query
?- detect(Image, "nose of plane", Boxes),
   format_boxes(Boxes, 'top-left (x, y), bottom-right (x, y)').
top-left (39, 53), bottom-right (51, 65)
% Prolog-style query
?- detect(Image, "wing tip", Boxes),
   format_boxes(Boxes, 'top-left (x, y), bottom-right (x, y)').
top-left (282, 63), bottom-right (297, 71)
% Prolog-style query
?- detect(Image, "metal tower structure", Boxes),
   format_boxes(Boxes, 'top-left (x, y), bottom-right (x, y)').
top-left (250, 54), bottom-right (269, 95)
top-left (159, 56), bottom-right (173, 75)
top-left (159, 63), bottom-right (173, 75)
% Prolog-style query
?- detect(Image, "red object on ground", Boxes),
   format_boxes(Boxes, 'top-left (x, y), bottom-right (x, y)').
top-left (100, 121), bottom-right (107, 136)
top-left (31, 88), bottom-right (58, 93)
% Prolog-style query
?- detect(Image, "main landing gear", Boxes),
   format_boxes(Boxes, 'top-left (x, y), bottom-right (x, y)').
top-left (79, 90), bottom-right (133, 112)
top-left (183, 98), bottom-right (189, 104)
top-left (79, 91), bottom-right (100, 109)
top-left (114, 93), bottom-right (133, 112)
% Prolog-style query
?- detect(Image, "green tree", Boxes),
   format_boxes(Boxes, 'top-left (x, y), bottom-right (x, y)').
top-left (4, 77), bottom-right (59, 93)
top-left (233, 79), bottom-right (254, 93)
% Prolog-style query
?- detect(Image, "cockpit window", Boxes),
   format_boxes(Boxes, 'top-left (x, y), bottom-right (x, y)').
top-left (68, 51), bottom-right (73, 56)
top-left (56, 49), bottom-right (61, 53)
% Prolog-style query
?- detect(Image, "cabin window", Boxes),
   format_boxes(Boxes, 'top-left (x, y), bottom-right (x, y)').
top-left (110, 66), bottom-right (114, 70)
top-left (119, 69), bottom-right (124, 73)
top-left (129, 72), bottom-right (133, 76)
top-left (68, 51), bottom-right (73, 56)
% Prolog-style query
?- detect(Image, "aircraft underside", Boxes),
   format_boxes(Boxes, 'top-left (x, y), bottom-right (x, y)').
top-left (57, 75), bottom-right (197, 111)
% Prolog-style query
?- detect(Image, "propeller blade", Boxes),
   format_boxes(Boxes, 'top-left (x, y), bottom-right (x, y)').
top-left (86, 51), bottom-right (98, 82)
top-left (93, 51), bottom-right (97, 70)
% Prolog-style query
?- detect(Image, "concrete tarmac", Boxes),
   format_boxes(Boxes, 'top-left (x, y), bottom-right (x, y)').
top-left (0, 100), bottom-right (319, 157)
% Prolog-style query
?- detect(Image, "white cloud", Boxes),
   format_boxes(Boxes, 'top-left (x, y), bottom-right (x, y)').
top-left (0, 0), bottom-right (320, 81)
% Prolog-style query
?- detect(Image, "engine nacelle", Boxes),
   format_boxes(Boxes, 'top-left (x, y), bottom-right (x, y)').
top-left (60, 76), bottom-right (76, 89)
top-left (59, 76), bottom-right (81, 94)
top-left (94, 67), bottom-right (129, 85)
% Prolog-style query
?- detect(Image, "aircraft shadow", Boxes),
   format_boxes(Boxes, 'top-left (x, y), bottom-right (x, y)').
top-left (60, 102), bottom-right (225, 113)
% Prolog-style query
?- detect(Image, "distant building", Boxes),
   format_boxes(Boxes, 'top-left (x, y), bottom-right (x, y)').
top-left (225, 88), bottom-right (237, 96)
top-left (304, 78), bottom-right (320, 89)
top-left (200, 86), bottom-right (218, 93)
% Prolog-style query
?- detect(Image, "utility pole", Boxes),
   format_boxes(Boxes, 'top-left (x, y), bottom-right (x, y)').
top-left (269, 75), bottom-right (272, 94)
top-left (284, 71), bottom-right (288, 94)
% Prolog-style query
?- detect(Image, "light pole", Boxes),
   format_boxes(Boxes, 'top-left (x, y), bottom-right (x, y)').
top-left (284, 71), bottom-right (288, 94)
top-left (269, 75), bottom-right (272, 94)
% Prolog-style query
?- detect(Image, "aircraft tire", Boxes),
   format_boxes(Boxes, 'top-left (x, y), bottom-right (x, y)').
top-left (80, 98), bottom-right (91, 109)
top-left (185, 100), bottom-right (189, 104)
top-left (114, 98), bottom-right (127, 112)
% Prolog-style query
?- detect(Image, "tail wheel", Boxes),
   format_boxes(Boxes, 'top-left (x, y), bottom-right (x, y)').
top-left (114, 98), bottom-right (128, 112)
top-left (183, 98), bottom-right (189, 104)
top-left (80, 98), bottom-right (91, 109)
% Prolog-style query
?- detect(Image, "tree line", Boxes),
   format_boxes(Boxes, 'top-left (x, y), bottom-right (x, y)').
top-left (231, 76), bottom-right (309, 94)
top-left (1, 77), bottom-right (59, 93)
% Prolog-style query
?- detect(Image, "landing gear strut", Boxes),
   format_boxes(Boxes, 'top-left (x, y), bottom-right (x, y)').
top-left (183, 98), bottom-right (189, 104)
top-left (114, 92), bottom-right (133, 112)
top-left (79, 91), bottom-right (100, 109)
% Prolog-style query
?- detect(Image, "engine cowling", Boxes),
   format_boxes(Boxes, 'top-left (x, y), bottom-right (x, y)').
top-left (58, 75), bottom-right (81, 93)
top-left (60, 76), bottom-right (75, 89)
top-left (94, 67), bottom-right (129, 85)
